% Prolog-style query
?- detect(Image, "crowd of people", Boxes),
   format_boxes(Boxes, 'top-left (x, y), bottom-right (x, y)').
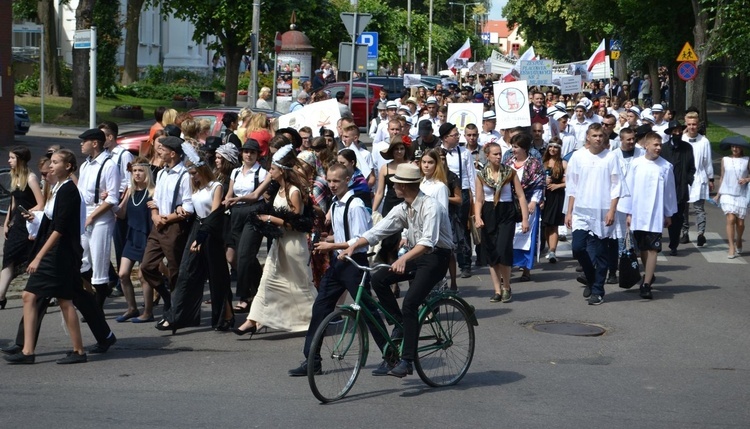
top-left (2, 72), bottom-right (748, 373)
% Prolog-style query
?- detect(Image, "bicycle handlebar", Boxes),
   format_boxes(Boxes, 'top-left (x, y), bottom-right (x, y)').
top-left (343, 255), bottom-right (391, 272)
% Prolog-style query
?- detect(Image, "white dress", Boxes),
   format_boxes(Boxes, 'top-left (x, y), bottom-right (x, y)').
top-left (718, 156), bottom-right (750, 219)
top-left (247, 187), bottom-right (317, 332)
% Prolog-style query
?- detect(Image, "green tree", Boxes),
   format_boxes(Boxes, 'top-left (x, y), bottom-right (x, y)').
top-left (68, 0), bottom-right (96, 119)
top-left (122, 0), bottom-right (146, 85)
top-left (93, 0), bottom-right (122, 97)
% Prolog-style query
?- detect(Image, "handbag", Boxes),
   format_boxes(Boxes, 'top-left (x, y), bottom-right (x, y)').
top-left (618, 233), bottom-right (641, 289)
top-left (469, 215), bottom-right (481, 245)
top-left (511, 186), bottom-right (523, 223)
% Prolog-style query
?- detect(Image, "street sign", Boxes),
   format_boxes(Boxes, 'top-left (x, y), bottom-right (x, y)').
top-left (481, 32), bottom-right (491, 45)
top-left (357, 32), bottom-right (378, 70)
top-left (609, 39), bottom-right (622, 51)
top-left (610, 51), bottom-right (621, 60)
top-left (73, 29), bottom-right (92, 49)
top-left (677, 61), bottom-right (697, 82)
top-left (12, 24), bottom-right (42, 34)
top-left (340, 13), bottom-right (372, 37)
top-left (677, 42), bottom-right (699, 62)
top-left (338, 43), bottom-right (368, 73)
top-left (274, 32), bottom-right (282, 55)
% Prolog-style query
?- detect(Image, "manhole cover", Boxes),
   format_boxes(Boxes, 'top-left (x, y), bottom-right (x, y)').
top-left (532, 322), bottom-right (605, 337)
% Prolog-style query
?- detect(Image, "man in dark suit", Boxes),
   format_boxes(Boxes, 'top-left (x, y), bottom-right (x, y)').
top-left (660, 120), bottom-right (696, 256)
top-left (529, 90), bottom-right (548, 125)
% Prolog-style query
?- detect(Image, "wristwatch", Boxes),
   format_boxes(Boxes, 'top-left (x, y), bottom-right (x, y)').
top-left (266, 215), bottom-right (271, 224)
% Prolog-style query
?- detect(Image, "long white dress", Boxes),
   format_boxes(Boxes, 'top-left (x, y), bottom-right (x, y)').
top-left (718, 156), bottom-right (750, 219)
top-left (247, 187), bottom-right (317, 332)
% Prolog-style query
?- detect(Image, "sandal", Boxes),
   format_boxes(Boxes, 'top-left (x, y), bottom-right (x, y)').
top-left (519, 272), bottom-right (531, 282)
top-left (233, 301), bottom-right (250, 313)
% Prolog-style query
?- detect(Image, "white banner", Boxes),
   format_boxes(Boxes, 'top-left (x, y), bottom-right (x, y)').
top-left (403, 74), bottom-right (422, 88)
top-left (447, 103), bottom-right (485, 139)
top-left (493, 80), bottom-right (531, 129)
top-left (520, 60), bottom-right (553, 86)
top-left (560, 75), bottom-right (582, 95)
top-left (277, 99), bottom-right (342, 137)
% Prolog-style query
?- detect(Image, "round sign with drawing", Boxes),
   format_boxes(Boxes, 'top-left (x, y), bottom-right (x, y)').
top-left (496, 87), bottom-right (527, 113)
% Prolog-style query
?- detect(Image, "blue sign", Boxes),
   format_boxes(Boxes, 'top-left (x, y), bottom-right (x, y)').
top-left (481, 32), bottom-right (491, 45)
top-left (609, 39), bottom-right (622, 51)
top-left (677, 61), bottom-right (697, 81)
top-left (357, 32), bottom-right (378, 59)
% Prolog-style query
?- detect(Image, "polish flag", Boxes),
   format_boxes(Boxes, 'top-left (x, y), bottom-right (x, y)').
top-left (586, 39), bottom-right (606, 72)
top-left (446, 38), bottom-right (472, 74)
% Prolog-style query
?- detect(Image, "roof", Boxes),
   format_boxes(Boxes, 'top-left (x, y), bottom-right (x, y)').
top-left (483, 20), bottom-right (516, 38)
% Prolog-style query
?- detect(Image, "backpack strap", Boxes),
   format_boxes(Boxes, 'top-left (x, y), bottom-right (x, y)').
top-left (170, 170), bottom-right (188, 213)
top-left (94, 156), bottom-right (113, 204)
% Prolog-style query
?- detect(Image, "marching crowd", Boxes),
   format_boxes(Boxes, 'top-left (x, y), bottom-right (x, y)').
top-left (2, 75), bottom-right (749, 375)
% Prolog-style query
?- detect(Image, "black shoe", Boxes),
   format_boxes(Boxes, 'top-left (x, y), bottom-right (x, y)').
top-left (575, 264), bottom-right (584, 272)
top-left (460, 268), bottom-right (472, 278)
top-left (372, 360), bottom-right (394, 376)
top-left (489, 293), bottom-right (502, 303)
top-left (88, 334), bottom-right (117, 354)
top-left (232, 325), bottom-right (258, 337)
top-left (587, 294), bottom-right (604, 305)
top-left (388, 359), bottom-right (413, 378)
top-left (640, 283), bottom-right (653, 300)
top-left (288, 360), bottom-right (321, 376)
top-left (669, 247), bottom-right (678, 256)
top-left (697, 234), bottom-right (706, 247)
top-left (1, 344), bottom-right (22, 355)
top-left (582, 286), bottom-right (592, 298)
top-left (0, 297), bottom-right (6, 309)
top-left (576, 275), bottom-right (589, 286)
top-left (4, 352), bottom-right (35, 364)
top-left (155, 319), bottom-right (179, 335)
top-left (215, 317), bottom-right (236, 332)
top-left (390, 326), bottom-right (403, 340)
top-left (680, 233), bottom-right (690, 244)
top-left (56, 351), bottom-right (87, 365)
top-left (109, 288), bottom-right (124, 298)
top-left (606, 274), bottom-right (619, 284)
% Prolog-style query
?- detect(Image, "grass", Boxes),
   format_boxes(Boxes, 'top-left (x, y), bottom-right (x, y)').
top-left (707, 121), bottom-right (741, 154)
top-left (13, 94), bottom-right (208, 126)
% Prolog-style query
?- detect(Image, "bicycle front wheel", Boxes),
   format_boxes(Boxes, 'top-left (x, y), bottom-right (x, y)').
top-left (0, 168), bottom-right (12, 216)
top-left (415, 298), bottom-right (475, 387)
top-left (308, 308), bottom-right (366, 403)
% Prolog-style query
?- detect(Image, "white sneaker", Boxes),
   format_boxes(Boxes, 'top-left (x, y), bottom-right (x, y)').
top-left (546, 252), bottom-right (557, 263)
top-left (736, 248), bottom-right (743, 256)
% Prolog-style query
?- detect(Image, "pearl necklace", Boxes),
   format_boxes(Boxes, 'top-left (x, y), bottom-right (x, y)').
top-left (131, 187), bottom-right (148, 206)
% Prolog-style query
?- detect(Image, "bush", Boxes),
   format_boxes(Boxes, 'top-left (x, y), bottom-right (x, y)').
top-left (15, 66), bottom-right (40, 96)
top-left (117, 82), bottom-right (200, 100)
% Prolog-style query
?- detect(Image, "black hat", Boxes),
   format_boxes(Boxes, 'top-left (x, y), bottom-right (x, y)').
top-left (635, 124), bottom-right (652, 140)
top-left (164, 124), bottom-right (182, 138)
top-left (277, 127), bottom-right (302, 148)
top-left (418, 120), bottom-right (433, 136)
top-left (242, 139), bottom-right (261, 152)
top-left (439, 122), bottom-right (456, 138)
top-left (719, 135), bottom-right (750, 151)
top-left (665, 120), bottom-right (684, 134)
top-left (160, 136), bottom-right (184, 155)
top-left (204, 136), bottom-right (222, 152)
top-left (78, 128), bottom-right (106, 142)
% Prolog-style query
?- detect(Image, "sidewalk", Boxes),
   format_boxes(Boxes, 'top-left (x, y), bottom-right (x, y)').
top-left (27, 120), bottom-right (153, 139)
top-left (707, 100), bottom-right (750, 138)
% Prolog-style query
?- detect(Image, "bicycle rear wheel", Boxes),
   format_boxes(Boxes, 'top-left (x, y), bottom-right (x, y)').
top-left (415, 298), bottom-right (475, 387)
top-left (308, 308), bottom-right (366, 403)
top-left (0, 168), bottom-right (12, 216)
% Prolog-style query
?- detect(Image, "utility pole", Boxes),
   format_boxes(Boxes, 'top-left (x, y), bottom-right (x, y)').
top-left (428, 0), bottom-right (433, 75)
top-left (250, 0), bottom-right (260, 108)
top-left (449, 2), bottom-right (480, 30)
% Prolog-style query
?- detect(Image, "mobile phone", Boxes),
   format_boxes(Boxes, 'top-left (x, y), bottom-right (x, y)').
top-left (18, 205), bottom-right (31, 215)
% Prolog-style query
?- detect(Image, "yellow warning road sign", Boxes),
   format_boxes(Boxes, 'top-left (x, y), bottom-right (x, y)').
top-left (610, 51), bottom-right (620, 60)
top-left (677, 42), bottom-right (699, 62)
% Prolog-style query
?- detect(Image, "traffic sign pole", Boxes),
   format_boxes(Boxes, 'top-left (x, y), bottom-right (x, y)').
top-left (89, 26), bottom-right (97, 128)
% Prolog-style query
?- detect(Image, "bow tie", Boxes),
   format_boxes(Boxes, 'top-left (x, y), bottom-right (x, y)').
top-left (688, 138), bottom-right (697, 143)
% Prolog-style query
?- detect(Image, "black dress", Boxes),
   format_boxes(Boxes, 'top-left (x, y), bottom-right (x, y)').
top-left (122, 189), bottom-right (152, 262)
top-left (541, 167), bottom-right (565, 227)
top-left (24, 180), bottom-right (83, 300)
top-left (3, 185), bottom-right (36, 270)
top-left (480, 183), bottom-right (515, 267)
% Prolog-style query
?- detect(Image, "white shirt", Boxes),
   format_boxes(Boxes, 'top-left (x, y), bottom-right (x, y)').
top-left (154, 162), bottom-right (194, 215)
top-left (371, 140), bottom-right (391, 179)
top-left (341, 142), bottom-right (375, 183)
top-left (566, 148), bottom-right (623, 238)
top-left (620, 156), bottom-right (677, 233)
top-left (332, 191), bottom-right (371, 253)
top-left (613, 146), bottom-right (645, 214)
top-left (420, 178), bottom-right (450, 211)
top-left (193, 181), bottom-right (221, 218)
top-left (256, 98), bottom-right (272, 110)
top-left (78, 151), bottom-right (120, 207)
top-left (683, 133), bottom-right (714, 202)
top-left (441, 143), bottom-right (476, 196)
top-left (478, 129), bottom-right (502, 146)
top-left (109, 146), bottom-right (133, 195)
top-left (571, 118), bottom-right (594, 149)
top-left (231, 163), bottom-right (268, 199)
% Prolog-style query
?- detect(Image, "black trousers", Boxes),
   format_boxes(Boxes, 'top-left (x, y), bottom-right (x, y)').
top-left (303, 253), bottom-right (388, 359)
top-left (456, 189), bottom-right (472, 270)
top-left (668, 201), bottom-right (688, 250)
top-left (14, 284), bottom-right (113, 347)
top-left (370, 248), bottom-right (450, 361)
top-left (231, 204), bottom-right (264, 302)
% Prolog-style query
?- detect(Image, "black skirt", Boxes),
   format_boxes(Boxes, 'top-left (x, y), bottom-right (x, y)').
top-left (541, 187), bottom-right (566, 227)
top-left (480, 201), bottom-right (515, 267)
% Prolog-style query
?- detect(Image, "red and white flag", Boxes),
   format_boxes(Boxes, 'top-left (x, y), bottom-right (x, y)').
top-left (502, 46), bottom-right (535, 81)
top-left (586, 39), bottom-right (606, 71)
top-left (446, 38), bottom-right (472, 74)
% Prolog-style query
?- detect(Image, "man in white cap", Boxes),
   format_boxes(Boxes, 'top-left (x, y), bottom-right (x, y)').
top-left (571, 101), bottom-right (595, 148)
top-left (478, 110), bottom-right (501, 146)
top-left (373, 100), bottom-right (400, 143)
top-left (625, 105), bottom-right (641, 129)
top-left (581, 97), bottom-right (603, 124)
top-left (419, 96), bottom-right (440, 133)
top-left (369, 101), bottom-right (389, 139)
top-left (650, 104), bottom-right (669, 141)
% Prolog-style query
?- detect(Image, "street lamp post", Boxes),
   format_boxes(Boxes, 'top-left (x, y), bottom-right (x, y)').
top-left (449, 2), bottom-right (480, 30)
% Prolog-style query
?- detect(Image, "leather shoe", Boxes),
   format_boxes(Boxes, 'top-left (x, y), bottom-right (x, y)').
top-left (88, 334), bottom-right (117, 354)
top-left (669, 247), bottom-right (678, 256)
top-left (388, 359), bottom-right (413, 378)
top-left (680, 233), bottom-right (690, 244)
top-left (372, 360), bottom-right (394, 376)
top-left (697, 234), bottom-right (706, 247)
top-left (56, 351), bottom-right (87, 365)
top-left (4, 352), bottom-right (35, 364)
top-left (390, 326), bottom-right (404, 340)
top-left (1, 344), bottom-right (22, 355)
top-left (288, 360), bottom-right (321, 376)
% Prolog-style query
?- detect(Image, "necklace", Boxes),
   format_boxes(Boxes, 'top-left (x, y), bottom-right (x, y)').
top-left (131, 187), bottom-right (148, 206)
top-left (730, 156), bottom-right (747, 187)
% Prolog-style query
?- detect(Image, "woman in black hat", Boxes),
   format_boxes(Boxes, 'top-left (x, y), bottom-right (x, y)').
top-left (714, 137), bottom-right (750, 258)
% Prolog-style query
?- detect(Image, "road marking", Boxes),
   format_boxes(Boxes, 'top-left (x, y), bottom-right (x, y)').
top-left (552, 241), bottom-right (668, 262)
top-left (691, 232), bottom-right (747, 264)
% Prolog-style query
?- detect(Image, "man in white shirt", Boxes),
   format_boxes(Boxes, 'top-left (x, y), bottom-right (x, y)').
top-left (682, 111), bottom-right (713, 247)
top-left (78, 128), bottom-right (121, 310)
top-left (372, 101), bottom-right (400, 143)
top-left (288, 163), bottom-right (390, 376)
top-left (372, 119), bottom-right (401, 178)
top-left (478, 111), bottom-right (502, 146)
top-left (138, 136), bottom-right (194, 322)
top-left (440, 123), bottom-right (476, 278)
top-left (565, 123), bottom-right (623, 305)
top-left (341, 125), bottom-right (376, 189)
top-left (571, 102), bottom-right (594, 148)
top-left (420, 96), bottom-right (440, 135)
top-left (368, 101), bottom-right (388, 139)
top-left (650, 104), bottom-right (669, 142)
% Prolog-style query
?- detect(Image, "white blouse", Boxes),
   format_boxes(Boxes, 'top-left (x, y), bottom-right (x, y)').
top-left (193, 181), bottom-right (222, 219)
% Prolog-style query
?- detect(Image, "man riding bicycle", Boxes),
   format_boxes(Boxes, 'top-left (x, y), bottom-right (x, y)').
top-left (341, 163), bottom-right (454, 377)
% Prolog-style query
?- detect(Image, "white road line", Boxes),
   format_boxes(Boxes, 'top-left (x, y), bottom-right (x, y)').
top-left (692, 232), bottom-right (748, 264)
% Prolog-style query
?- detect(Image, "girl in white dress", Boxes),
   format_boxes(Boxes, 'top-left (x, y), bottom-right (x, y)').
top-left (713, 143), bottom-right (750, 258)
top-left (419, 149), bottom-right (450, 210)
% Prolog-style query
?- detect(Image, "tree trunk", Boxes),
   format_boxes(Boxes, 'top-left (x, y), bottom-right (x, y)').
top-left (648, 60), bottom-right (660, 105)
top-left (671, 66), bottom-right (686, 114)
top-left (122, 0), bottom-right (145, 85)
top-left (68, 0), bottom-right (96, 119)
top-left (38, 0), bottom-right (62, 96)
top-left (223, 49), bottom-right (244, 107)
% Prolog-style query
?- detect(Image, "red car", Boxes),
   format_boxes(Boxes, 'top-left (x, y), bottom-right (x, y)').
top-left (312, 82), bottom-right (383, 128)
top-left (117, 107), bottom-right (280, 154)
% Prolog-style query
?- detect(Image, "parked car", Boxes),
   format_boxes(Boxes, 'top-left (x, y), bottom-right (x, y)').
top-left (312, 82), bottom-right (383, 129)
top-left (117, 106), bottom-right (281, 154)
top-left (14, 105), bottom-right (30, 135)
top-left (354, 76), bottom-right (405, 100)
